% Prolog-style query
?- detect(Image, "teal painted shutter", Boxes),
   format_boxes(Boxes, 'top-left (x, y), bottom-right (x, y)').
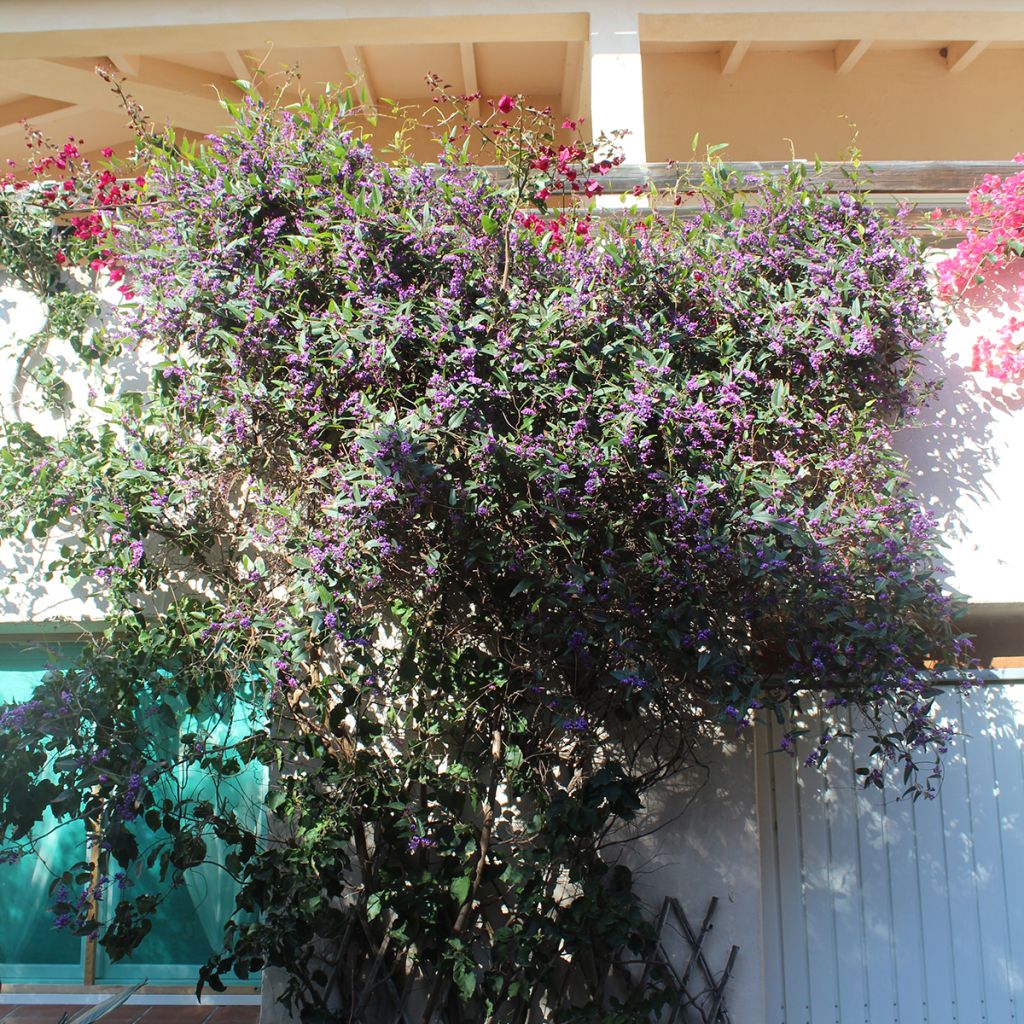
top-left (0, 643), bottom-right (85, 983)
top-left (0, 643), bottom-right (263, 986)
top-left (97, 683), bottom-right (265, 983)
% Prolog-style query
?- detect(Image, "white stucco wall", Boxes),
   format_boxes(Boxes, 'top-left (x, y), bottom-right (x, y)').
top-left (614, 732), bottom-right (765, 1021)
top-left (895, 257), bottom-right (1024, 609)
top-left (0, 273), bottom-right (148, 627)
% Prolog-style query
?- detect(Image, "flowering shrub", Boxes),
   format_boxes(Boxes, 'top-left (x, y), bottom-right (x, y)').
top-left (935, 155), bottom-right (1024, 382)
top-left (0, 86), bottom-right (967, 1021)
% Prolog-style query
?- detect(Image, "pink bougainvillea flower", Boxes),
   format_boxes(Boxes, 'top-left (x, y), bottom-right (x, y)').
top-left (497, 94), bottom-right (515, 114)
top-left (583, 179), bottom-right (603, 199)
top-left (101, 146), bottom-right (114, 158)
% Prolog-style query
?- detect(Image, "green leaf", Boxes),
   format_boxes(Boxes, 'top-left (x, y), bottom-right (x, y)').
top-left (451, 874), bottom-right (471, 905)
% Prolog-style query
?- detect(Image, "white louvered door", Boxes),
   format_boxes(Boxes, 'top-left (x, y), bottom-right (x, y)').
top-left (759, 677), bottom-right (1024, 1024)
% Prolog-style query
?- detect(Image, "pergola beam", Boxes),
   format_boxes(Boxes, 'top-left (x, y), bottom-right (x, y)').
top-left (834, 38), bottom-right (871, 73)
top-left (459, 42), bottom-right (480, 119)
top-left (339, 45), bottom-right (376, 111)
top-left (0, 13), bottom-right (589, 60)
top-left (0, 59), bottom-right (231, 134)
top-left (945, 40), bottom-right (990, 72)
top-left (0, 97), bottom-right (81, 139)
top-left (641, 11), bottom-right (1024, 44)
top-left (0, 96), bottom-right (70, 130)
top-left (224, 50), bottom-right (250, 82)
top-left (133, 56), bottom-right (239, 99)
top-left (560, 39), bottom-right (584, 122)
top-left (107, 54), bottom-right (139, 77)
top-left (719, 40), bottom-right (751, 75)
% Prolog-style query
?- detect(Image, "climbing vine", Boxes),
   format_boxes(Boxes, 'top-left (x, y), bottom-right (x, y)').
top-left (0, 83), bottom-right (968, 1022)
top-left (935, 155), bottom-right (1024, 382)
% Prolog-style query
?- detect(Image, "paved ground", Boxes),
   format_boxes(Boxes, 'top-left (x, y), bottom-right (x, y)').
top-left (0, 1007), bottom-right (258, 1023)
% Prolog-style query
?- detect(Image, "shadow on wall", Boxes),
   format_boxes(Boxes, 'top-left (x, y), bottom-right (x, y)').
top-left (0, 273), bottom-right (155, 623)
top-left (605, 729), bottom-right (763, 1022)
top-left (896, 258), bottom-right (1024, 561)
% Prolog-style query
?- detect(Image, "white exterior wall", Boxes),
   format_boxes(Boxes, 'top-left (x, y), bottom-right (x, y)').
top-left (0, 275), bottom-right (123, 627)
top-left (896, 257), bottom-right (1024, 609)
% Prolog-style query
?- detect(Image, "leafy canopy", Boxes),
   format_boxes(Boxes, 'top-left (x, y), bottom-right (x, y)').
top-left (0, 85), bottom-right (967, 1021)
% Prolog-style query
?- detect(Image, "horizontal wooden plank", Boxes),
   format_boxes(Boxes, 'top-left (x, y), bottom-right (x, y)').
top-left (487, 160), bottom-right (1021, 195)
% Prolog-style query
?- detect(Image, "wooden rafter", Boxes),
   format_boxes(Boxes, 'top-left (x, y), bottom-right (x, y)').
top-left (132, 56), bottom-right (238, 99)
top-left (339, 45), bottom-right (376, 111)
top-left (0, 13), bottom-right (590, 60)
top-left (0, 59), bottom-right (230, 134)
top-left (945, 40), bottom-right (990, 72)
top-left (719, 40), bottom-right (751, 75)
top-left (223, 50), bottom-right (250, 82)
top-left (834, 39), bottom-right (871, 73)
top-left (107, 54), bottom-right (139, 77)
top-left (223, 51), bottom-right (264, 98)
top-left (458, 42), bottom-right (480, 119)
top-left (561, 39), bottom-right (585, 122)
top-left (0, 96), bottom-right (72, 133)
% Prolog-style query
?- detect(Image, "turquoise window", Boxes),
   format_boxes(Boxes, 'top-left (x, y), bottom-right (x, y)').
top-left (0, 641), bottom-right (264, 986)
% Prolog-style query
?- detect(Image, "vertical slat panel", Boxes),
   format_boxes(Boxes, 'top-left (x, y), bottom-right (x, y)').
top-left (772, 730), bottom-right (813, 1024)
top-left (826, 727), bottom-right (871, 1023)
top-left (991, 684), bottom-right (1024, 1024)
top-left (850, 740), bottom-right (900, 1024)
top-left (962, 686), bottom-right (1014, 1023)
top-left (797, 744), bottom-right (842, 1024)
top-left (756, 720), bottom-right (789, 1024)
top-left (939, 694), bottom-right (988, 1024)
top-left (759, 682), bottom-right (1024, 1024)
top-left (882, 786), bottom-right (929, 1024)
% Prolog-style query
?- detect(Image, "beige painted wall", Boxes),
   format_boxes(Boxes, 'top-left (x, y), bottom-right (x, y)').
top-left (643, 47), bottom-right (1024, 161)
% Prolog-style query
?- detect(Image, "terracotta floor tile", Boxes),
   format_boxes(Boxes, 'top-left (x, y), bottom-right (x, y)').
top-left (83, 1009), bottom-right (144, 1024)
top-left (199, 1007), bottom-right (256, 1024)
top-left (0, 1002), bottom-right (259, 1024)
top-left (204, 1009), bottom-right (259, 1024)
top-left (2, 1009), bottom-right (81, 1023)
top-left (135, 1009), bottom-right (215, 1024)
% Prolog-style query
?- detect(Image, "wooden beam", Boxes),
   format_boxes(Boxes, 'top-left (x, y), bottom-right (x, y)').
top-left (0, 12), bottom-right (590, 60)
top-left (0, 100), bottom-right (87, 143)
top-left (0, 96), bottom-right (71, 132)
top-left (459, 42), bottom-right (480, 120)
top-left (339, 45), bottom-right (376, 111)
top-left (224, 50), bottom-right (251, 82)
top-left (134, 56), bottom-right (239, 99)
top-left (719, 40), bottom-right (751, 75)
top-left (223, 50), bottom-right (265, 99)
top-left (0, 59), bottom-right (230, 134)
top-left (945, 40), bottom-right (990, 72)
top-left (834, 39), bottom-right (871, 73)
top-left (579, 39), bottom-right (591, 130)
top-left (560, 39), bottom-right (584, 122)
top-left (107, 54), bottom-right (139, 77)
top-left (489, 160), bottom-right (1024, 196)
top-left (641, 11), bottom-right (1024, 44)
